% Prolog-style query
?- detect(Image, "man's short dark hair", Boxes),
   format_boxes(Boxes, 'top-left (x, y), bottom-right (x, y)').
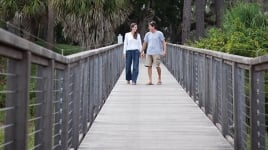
top-left (149, 21), bottom-right (156, 27)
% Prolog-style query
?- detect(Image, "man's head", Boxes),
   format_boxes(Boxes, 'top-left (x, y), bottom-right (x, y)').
top-left (148, 21), bottom-right (156, 32)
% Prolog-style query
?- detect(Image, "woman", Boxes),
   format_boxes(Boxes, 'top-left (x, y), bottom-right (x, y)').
top-left (123, 23), bottom-right (142, 85)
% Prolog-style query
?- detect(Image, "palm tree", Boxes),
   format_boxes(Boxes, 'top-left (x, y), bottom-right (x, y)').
top-left (53, 0), bottom-right (132, 49)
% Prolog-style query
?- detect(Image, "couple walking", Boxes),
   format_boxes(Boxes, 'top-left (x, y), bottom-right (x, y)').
top-left (123, 21), bottom-right (167, 85)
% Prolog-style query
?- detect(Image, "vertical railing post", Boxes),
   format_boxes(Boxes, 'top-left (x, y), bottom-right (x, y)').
top-left (192, 54), bottom-right (198, 102)
top-left (53, 69), bottom-right (64, 150)
top-left (190, 51), bottom-right (194, 98)
top-left (61, 65), bottom-right (71, 150)
top-left (93, 56), bottom-right (99, 117)
top-left (5, 59), bottom-right (16, 150)
top-left (250, 66), bottom-right (265, 150)
top-left (186, 50), bottom-right (190, 93)
top-left (99, 54), bottom-right (103, 106)
top-left (72, 62), bottom-right (82, 149)
top-left (102, 53), bottom-right (108, 99)
top-left (175, 47), bottom-right (179, 81)
top-left (233, 63), bottom-right (245, 149)
top-left (37, 60), bottom-right (54, 150)
top-left (198, 54), bottom-right (204, 108)
top-left (179, 49), bottom-right (183, 85)
top-left (204, 55), bottom-right (209, 114)
top-left (88, 57), bottom-right (94, 124)
top-left (212, 58), bottom-right (218, 124)
top-left (203, 55), bottom-right (211, 115)
top-left (14, 52), bottom-right (31, 150)
top-left (82, 59), bottom-right (89, 135)
top-left (221, 61), bottom-right (229, 137)
top-left (183, 50), bottom-right (186, 89)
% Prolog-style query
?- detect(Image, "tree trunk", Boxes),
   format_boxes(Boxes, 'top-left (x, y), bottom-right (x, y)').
top-left (182, 0), bottom-right (192, 44)
top-left (139, 9), bottom-right (154, 38)
top-left (195, 0), bottom-right (205, 40)
top-left (47, 0), bottom-right (55, 49)
top-left (255, 0), bottom-right (268, 11)
top-left (215, 0), bottom-right (224, 27)
top-left (264, 0), bottom-right (268, 11)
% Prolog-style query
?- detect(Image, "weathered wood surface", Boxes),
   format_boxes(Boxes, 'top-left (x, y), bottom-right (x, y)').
top-left (79, 60), bottom-right (233, 150)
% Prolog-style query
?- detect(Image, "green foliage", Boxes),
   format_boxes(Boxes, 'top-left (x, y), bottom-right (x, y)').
top-left (0, 0), bottom-right (18, 19)
top-left (193, 3), bottom-right (268, 57)
top-left (22, 0), bottom-right (44, 17)
top-left (0, 0), bottom-right (46, 19)
top-left (194, 28), bottom-right (227, 52)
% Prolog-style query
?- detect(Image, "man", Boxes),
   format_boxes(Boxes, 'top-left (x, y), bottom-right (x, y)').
top-left (141, 21), bottom-right (167, 85)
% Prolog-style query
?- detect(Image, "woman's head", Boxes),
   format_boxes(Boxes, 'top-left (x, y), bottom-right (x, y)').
top-left (130, 23), bottom-right (138, 39)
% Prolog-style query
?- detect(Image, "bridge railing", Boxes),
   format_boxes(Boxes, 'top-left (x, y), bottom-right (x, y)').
top-left (164, 43), bottom-right (268, 150)
top-left (0, 29), bottom-right (124, 150)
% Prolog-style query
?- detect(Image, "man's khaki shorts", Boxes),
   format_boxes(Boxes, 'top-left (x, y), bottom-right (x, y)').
top-left (145, 54), bottom-right (161, 67)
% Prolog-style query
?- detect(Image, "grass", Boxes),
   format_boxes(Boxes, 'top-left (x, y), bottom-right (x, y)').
top-left (35, 40), bottom-right (82, 55)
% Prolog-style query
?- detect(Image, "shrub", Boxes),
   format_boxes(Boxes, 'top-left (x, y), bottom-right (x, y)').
top-left (193, 3), bottom-right (268, 57)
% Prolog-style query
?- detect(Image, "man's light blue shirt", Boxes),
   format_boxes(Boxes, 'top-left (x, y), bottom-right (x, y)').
top-left (144, 31), bottom-right (165, 55)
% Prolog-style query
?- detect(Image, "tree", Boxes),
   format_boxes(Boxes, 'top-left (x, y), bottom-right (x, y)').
top-left (255, 0), bottom-right (268, 11)
top-left (47, 0), bottom-right (54, 49)
top-left (124, 0), bottom-right (183, 43)
top-left (215, 0), bottom-right (224, 27)
top-left (53, 0), bottom-right (132, 49)
top-left (195, 0), bottom-right (205, 39)
top-left (0, 0), bottom-right (55, 46)
top-left (182, 0), bottom-right (192, 44)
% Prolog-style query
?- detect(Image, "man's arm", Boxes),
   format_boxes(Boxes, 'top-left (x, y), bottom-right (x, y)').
top-left (162, 40), bottom-right (167, 56)
top-left (141, 42), bottom-right (147, 57)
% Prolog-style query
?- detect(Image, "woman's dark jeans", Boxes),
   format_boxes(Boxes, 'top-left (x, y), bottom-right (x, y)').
top-left (125, 50), bottom-right (140, 83)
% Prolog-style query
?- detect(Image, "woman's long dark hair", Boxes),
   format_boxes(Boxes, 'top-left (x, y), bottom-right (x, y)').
top-left (130, 23), bottom-right (138, 39)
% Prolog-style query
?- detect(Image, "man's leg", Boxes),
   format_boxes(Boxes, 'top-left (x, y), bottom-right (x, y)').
top-left (148, 66), bottom-right (153, 84)
top-left (156, 66), bottom-right (161, 83)
top-left (154, 55), bottom-right (162, 84)
top-left (145, 55), bottom-right (153, 84)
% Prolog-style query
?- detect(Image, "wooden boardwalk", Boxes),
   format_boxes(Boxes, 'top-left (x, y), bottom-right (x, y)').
top-left (78, 60), bottom-right (233, 150)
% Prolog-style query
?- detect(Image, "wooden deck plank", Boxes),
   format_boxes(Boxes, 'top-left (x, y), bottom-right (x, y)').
top-left (79, 60), bottom-right (233, 150)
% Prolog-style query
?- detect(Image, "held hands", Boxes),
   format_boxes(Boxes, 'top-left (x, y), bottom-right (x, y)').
top-left (141, 51), bottom-right (145, 57)
top-left (162, 50), bottom-right (167, 56)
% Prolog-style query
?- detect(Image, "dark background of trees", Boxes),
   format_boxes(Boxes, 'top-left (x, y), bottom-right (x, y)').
top-left (0, 0), bottom-right (267, 54)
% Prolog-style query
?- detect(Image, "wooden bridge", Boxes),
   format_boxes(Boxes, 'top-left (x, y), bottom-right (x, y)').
top-left (0, 28), bottom-right (268, 150)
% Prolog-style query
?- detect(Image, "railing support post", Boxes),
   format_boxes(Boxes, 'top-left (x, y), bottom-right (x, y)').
top-left (212, 58), bottom-right (218, 124)
top-left (37, 60), bottom-right (54, 150)
top-left (72, 62), bottom-right (82, 149)
top-left (250, 67), bottom-right (265, 150)
top-left (221, 61), bottom-right (228, 137)
top-left (61, 65), bottom-right (71, 150)
top-left (233, 63), bottom-right (245, 149)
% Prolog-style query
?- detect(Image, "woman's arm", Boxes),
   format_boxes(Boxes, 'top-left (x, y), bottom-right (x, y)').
top-left (123, 33), bottom-right (128, 54)
top-left (138, 34), bottom-right (142, 52)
